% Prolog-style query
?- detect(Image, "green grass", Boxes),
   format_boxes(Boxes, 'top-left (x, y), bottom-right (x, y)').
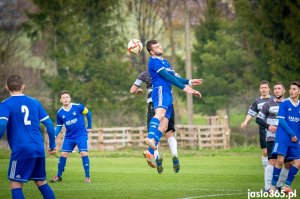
top-left (0, 148), bottom-right (299, 199)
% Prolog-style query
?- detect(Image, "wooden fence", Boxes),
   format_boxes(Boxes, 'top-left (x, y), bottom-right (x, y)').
top-left (0, 116), bottom-right (230, 151)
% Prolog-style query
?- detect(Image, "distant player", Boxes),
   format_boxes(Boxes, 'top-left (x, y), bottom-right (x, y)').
top-left (0, 75), bottom-right (56, 199)
top-left (270, 81), bottom-right (300, 193)
top-left (50, 91), bottom-right (92, 183)
top-left (130, 70), bottom-right (180, 174)
top-left (256, 82), bottom-right (290, 191)
top-left (241, 80), bottom-right (273, 171)
top-left (143, 40), bottom-right (202, 160)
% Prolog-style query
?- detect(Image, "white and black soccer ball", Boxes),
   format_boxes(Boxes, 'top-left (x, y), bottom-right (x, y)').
top-left (127, 39), bottom-right (143, 55)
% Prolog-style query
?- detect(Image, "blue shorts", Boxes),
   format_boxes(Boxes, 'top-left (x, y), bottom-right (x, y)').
top-left (152, 86), bottom-right (173, 119)
top-left (8, 157), bottom-right (46, 182)
top-left (272, 142), bottom-right (300, 161)
top-left (62, 136), bottom-right (89, 152)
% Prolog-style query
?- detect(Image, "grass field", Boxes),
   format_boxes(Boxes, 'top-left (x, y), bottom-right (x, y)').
top-left (0, 147), bottom-right (299, 199)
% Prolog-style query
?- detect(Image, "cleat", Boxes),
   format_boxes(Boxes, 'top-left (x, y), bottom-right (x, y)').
top-left (143, 150), bottom-right (156, 168)
top-left (85, 177), bottom-right (91, 183)
top-left (49, 175), bottom-right (62, 183)
top-left (172, 156), bottom-right (180, 173)
top-left (143, 138), bottom-right (157, 150)
top-left (156, 157), bottom-right (163, 174)
top-left (282, 185), bottom-right (293, 194)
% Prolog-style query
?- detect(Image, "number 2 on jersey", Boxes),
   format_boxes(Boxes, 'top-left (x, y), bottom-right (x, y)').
top-left (21, 105), bottom-right (32, 125)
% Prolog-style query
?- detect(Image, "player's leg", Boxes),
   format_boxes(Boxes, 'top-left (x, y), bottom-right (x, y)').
top-left (282, 147), bottom-right (300, 192)
top-left (264, 141), bottom-right (275, 191)
top-left (276, 161), bottom-right (291, 189)
top-left (271, 155), bottom-right (285, 188)
top-left (10, 181), bottom-right (24, 199)
top-left (78, 137), bottom-right (91, 182)
top-left (32, 157), bottom-right (55, 199)
top-left (50, 139), bottom-right (74, 182)
top-left (259, 127), bottom-right (268, 171)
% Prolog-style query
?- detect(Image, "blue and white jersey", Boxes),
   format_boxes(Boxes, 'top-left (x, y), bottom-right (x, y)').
top-left (275, 98), bottom-right (300, 147)
top-left (0, 94), bottom-right (49, 160)
top-left (148, 56), bottom-right (177, 91)
top-left (56, 103), bottom-right (88, 139)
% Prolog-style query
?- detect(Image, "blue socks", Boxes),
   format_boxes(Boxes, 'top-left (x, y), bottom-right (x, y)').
top-left (271, 167), bottom-right (281, 186)
top-left (285, 166), bottom-right (298, 186)
top-left (57, 156), bottom-right (67, 177)
top-left (148, 118), bottom-right (162, 143)
top-left (38, 183), bottom-right (55, 199)
top-left (82, 156), bottom-right (90, 178)
top-left (11, 188), bottom-right (24, 199)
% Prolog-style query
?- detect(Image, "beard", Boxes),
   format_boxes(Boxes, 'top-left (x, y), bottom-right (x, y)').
top-left (275, 95), bottom-right (283, 99)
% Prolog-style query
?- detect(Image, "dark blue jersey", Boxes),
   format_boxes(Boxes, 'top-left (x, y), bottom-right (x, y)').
top-left (148, 56), bottom-right (176, 91)
top-left (56, 103), bottom-right (88, 139)
top-left (275, 98), bottom-right (300, 147)
top-left (0, 95), bottom-right (49, 159)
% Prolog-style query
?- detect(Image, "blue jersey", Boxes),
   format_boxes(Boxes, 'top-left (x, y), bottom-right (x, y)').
top-left (56, 103), bottom-right (88, 139)
top-left (0, 95), bottom-right (49, 160)
top-left (275, 98), bottom-right (300, 147)
top-left (148, 56), bottom-right (177, 91)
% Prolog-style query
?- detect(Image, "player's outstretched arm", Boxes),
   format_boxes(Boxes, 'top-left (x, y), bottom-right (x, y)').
top-left (86, 110), bottom-right (93, 131)
top-left (0, 119), bottom-right (8, 140)
top-left (42, 118), bottom-right (56, 150)
top-left (190, 79), bottom-right (203, 86)
top-left (158, 69), bottom-right (186, 89)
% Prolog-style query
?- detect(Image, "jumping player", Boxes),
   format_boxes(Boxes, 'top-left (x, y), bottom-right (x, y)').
top-left (143, 40), bottom-right (202, 160)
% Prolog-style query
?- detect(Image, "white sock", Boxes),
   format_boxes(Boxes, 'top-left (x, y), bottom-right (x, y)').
top-left (168, 136), bottom-right (178, 157)
top-left (277, 167), bottom-right (289, 187)
top-left (154, 145), bottom-right (159, 159)
top-left (262, 156), bottom-right (268, 171)
top-left (264, 164), bottom-right (274, 190)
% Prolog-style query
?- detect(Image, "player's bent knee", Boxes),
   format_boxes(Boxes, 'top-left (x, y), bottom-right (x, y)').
top-left (165, 131), bottom-right (174, 139)
top-left (60, 152), bottom-right (69, 158)
top-left (293, 159), bottom-right (300, 169)
top-left (80, 151), bottom-right (88, 157)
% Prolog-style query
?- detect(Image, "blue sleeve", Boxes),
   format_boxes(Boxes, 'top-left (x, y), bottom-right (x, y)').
top-left (158, 69), bottom-right (186, 90)
top-left (55, 126), bottom-right (63, 137)
top-left (278, 117), bottom-right (295, 137)
top-left (174, 76), bottom-right (189, 85)
top-left (42, 118), bottom-right (56, 149)
top-left (0, 119), bottom-right (8, 140)
top-left (86, 111), bottom-right (92, 129)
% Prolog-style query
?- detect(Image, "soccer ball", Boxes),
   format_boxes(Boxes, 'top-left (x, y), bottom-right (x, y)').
top-left (128, 39), bottom-right (143, 55)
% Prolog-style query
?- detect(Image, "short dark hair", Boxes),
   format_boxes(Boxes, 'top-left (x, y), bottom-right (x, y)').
top-left (146, 40), bottom-right (158, 54)
top-left (260, 80), bottom-right (270, 87)
top-left (60, 90), bottom-right (71, 97)
top-left (274, 82), bottom-right (285, 88)
top-left (291, 81), bottom-right (300, 88)
top-left (7, 74), bottom-right (23, 91)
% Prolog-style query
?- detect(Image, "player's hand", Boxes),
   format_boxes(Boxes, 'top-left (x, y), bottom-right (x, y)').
top-left (268, 125), bottom-right (277, 133)
top-left (291, 136), bottom-right (297, 142)
top-left (183, 86), bottom-right (201, 98)
top-left (240, 121), bottom-right (247, 129)
top-left (191, 79), bottom-right (203, 86)
top-left (87, 128), bottom-right (92, 133)
top-left (136, 88), bottom-right (144, 95)
top-left (48, 148), bottom-right (57, 155)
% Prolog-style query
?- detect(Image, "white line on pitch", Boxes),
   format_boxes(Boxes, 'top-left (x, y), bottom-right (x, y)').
top-left (180, 192), bottom-right (245, 199)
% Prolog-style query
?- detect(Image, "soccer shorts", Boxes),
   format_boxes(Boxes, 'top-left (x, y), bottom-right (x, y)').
top-left (152, 86), bottom-right (173, 120)
top-left (259, 126), bottom-right (267, 149)
top-left (61, 136), bottom-right (89, 152)
top-left (8, 157), bottom-right (46, 182)
top-left (147, 102), bottom-right (175, 132)
top-left (266, 141), bottom-right (277, 160)
top-left (272, 142), bottom-right (300, 161)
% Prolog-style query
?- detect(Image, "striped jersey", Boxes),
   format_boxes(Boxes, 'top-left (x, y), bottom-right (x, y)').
top-left (133, 70), bottom-right (152, 103)
top-left (257, 98), bottom-right (280, 141)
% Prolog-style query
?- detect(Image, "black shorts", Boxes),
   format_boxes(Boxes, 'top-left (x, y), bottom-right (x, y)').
top-left (259, 126), bottom-right (267, 149)
top-left (266, 141), bottom-right (277, 160)
top-left (147, 102), bottom-right (175, 132)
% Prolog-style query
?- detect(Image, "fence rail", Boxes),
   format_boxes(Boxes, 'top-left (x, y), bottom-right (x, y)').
top-left (0, 116), bottom-right (230, 151)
